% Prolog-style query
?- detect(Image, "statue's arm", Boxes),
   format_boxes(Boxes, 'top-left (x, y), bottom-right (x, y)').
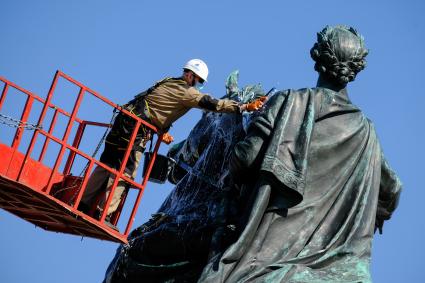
top-left (375, 154), bottom-right (402, 234)
top-left (230, 92), bottom-right (286, 183)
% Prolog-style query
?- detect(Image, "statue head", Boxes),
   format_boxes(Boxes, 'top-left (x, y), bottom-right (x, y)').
top-left (310, 25), bottom-right (369, 86)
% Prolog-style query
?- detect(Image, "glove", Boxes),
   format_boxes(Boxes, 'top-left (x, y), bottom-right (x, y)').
top-left (245, 96), bottom-right (267, 112)
top-left (162, 132), bottom-right (174, 144)
top-left (258, 96), bottom-right (268, 102)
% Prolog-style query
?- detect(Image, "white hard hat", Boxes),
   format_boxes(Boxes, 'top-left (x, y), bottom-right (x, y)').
top-left (183, 59), bottom-right (209, 82)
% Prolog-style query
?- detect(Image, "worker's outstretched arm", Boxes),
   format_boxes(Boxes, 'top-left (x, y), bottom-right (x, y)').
top-left (182, 87), bottom-right (265, 113)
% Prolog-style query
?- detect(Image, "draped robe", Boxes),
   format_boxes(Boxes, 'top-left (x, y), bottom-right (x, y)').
top-left (199, 87), bottom-right (402, 283)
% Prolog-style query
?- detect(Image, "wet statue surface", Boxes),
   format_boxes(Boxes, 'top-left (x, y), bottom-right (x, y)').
top-left (104, 26), bottom-right (402, 283)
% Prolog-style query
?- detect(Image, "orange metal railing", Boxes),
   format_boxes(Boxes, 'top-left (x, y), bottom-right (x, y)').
top-left (0, 71), bottom-right (162, 240)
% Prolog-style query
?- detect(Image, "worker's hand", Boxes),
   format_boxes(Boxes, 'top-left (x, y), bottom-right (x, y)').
top-left (245, 96), bottom-right (267, 112)
top-left (162, 132), bottom-right (174, 144)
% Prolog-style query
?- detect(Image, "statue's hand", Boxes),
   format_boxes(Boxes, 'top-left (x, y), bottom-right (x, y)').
top-left (374, 218), bottom-right (384, 234)
top-left (375, 205), bottom-right (391, 234)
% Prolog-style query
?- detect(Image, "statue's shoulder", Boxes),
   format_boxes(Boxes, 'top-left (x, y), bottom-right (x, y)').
top-left (284, 87), bottom-right (318, 97)
top-left (272, 88), bottom-right (315, 98)
top-left (266, 88), bottom-right (317, 111)
top-left (296, 87), bottom-right (315, 94)
top-left (280, 88), bottom-right (320, 102)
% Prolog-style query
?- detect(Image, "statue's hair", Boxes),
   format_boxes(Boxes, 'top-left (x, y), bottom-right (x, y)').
top-left (310, 25), bottom-right (369, 85)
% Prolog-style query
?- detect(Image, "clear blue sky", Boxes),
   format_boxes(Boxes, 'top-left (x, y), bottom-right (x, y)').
top-left (1, 1), bottom-right (424, 282)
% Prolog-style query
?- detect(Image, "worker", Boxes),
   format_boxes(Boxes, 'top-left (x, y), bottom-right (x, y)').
top-left (78, 59), bottom-right (266, 226)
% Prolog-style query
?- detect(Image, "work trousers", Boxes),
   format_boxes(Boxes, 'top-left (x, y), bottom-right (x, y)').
top-left (81, 113), bottom-right (152, 216)
top-left (81, 149), bottom-right (143, 215)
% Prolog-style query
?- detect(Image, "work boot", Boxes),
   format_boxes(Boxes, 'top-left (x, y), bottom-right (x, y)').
top-left (93, 209), bottom-right (101, 220)
top-left (104, 219), bottom-right (119, 232)
top-left (77, 202), bottom-right (90, 214)
top-left (94, 210), bottom-right (119, 231)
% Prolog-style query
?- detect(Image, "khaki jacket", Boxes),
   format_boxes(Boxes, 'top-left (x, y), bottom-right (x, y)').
top-left (143, 78), bottom-right (239, 130)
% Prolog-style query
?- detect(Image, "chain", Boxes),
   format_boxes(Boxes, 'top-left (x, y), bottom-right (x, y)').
top-left (0, 107), bottom-right (120, 207)
top-left (54, 109), bottom-right (119, 202)
top-left (0, 113), bottom-right (42, 130)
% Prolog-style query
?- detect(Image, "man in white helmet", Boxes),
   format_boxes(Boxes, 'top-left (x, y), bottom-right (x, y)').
top-left (142, 59), bottom-right (265, 130)
top-left (79, 59), bottom-right (265, 227)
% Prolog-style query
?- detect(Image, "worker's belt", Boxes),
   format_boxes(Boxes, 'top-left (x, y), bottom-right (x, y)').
top-left (105, 103), bottom-right (153, 150)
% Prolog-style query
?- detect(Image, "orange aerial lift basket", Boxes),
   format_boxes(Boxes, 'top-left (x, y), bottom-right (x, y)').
top-left (0, 71), bottom-right (163, 244)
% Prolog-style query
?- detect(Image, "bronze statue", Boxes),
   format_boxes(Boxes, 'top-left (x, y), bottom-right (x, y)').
top-left (104, 26), bottom-right (402, 283)
top-left (104, 72), bottom-right (266, 283)
top-left (200, 25), bottom-right (402, 282)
